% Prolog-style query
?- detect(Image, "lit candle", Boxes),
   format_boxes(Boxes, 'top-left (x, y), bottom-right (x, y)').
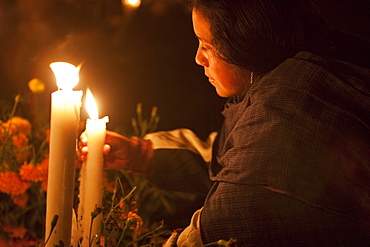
top-left (78, 89), bottom-right (108, 246)
top-left (123, 0), bottom-right (141, 8)
top-left (122, 0), bottom-right (141, 19)
top-left (45, 62), bottom-right (82, 246)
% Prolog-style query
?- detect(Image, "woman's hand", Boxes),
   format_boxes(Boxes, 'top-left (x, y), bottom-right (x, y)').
top-left (77, 130), bottom-right (154, 173)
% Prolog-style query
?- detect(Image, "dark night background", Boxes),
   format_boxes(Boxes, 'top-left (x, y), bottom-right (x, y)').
top-left (0, 0), bottom-right (369, 140)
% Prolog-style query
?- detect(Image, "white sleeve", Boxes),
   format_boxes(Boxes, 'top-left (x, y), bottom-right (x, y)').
top-left (144, 128), bottom-right (218, 163)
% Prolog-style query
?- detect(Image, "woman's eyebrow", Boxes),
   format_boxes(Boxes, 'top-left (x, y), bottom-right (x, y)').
top-left (195, 34), bottom-right (202, 40)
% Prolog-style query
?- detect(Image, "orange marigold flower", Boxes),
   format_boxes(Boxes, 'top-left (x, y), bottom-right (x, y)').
top-left (39, 155), bottom-right (49, 168)
top-left (28, 78), bottom-right (45, 93)
top-left (126, 211), bottom-right (143, 234)
top-left (11, 133), bottom-right (29, 147)
top-left (19, 163), bottom-right (38, 181)
top-left (11, 193), bottom-right (29, 208)
top-left (2, 122), bottom-right (17, 136)
top-left (2, 224), bottom-right (28, 239)
top-left (127, 211), bottom-right (143, 223)
top-left (19, 158), bottom-right (48, 183)
top-left (3, 117), bottom-right (31, 136)
top-left (0, 172), bottom-right (31, 195)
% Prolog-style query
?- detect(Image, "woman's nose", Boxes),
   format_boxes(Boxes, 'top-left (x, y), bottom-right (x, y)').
top-left (195, 48), bottom-right (208, 67)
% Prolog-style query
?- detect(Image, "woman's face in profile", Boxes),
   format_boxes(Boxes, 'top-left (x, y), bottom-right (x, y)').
top-left (192, 9), bottom-right (251, 98)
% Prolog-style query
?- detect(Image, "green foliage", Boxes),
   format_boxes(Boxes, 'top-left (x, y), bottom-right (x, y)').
top-left (131, 103), bottom-right (159, 139)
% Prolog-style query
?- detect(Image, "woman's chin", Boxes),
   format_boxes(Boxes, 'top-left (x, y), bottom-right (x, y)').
top-left (215, 88), bottom-right (230, 98)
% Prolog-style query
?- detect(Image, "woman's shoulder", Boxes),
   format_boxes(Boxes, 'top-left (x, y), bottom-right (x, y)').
top-left (249, 49), bottom-right (370, 127)
top-left (255, 49), bottom-right (370, 94)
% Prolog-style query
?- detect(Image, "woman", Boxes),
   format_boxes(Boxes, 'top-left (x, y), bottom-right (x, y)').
top-left (80, 0), bottom-right (370, 245)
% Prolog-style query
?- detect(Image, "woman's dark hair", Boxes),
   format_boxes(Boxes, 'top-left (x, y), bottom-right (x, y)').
top-left (188, 0), bottom-right (328, 74)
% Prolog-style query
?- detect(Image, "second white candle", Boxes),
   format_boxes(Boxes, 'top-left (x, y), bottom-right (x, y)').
top-left (78, 89), bottom-right (108, 246)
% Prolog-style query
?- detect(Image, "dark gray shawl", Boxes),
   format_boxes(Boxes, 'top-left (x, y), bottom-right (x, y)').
top-left (201, 50), bottom-right (370, 245)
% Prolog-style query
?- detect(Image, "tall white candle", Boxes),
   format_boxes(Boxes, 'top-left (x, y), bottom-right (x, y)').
top-left (45, 62), bottom-right (82, 247)
top-left (78, 89), bottom-right (108, 246)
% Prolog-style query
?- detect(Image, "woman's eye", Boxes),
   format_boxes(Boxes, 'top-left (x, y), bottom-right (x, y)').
top-left (202, 45), bottom-right (211, 51)
top-left (198, 41), bottom-right (211, 51)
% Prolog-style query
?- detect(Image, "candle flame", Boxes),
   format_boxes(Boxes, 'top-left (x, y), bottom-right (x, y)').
top-left (50, 62), bottom-right (80, 90)
top-left (85, 89), bottom-right (99, 120)
top-left (123, 0), bottom-right (141, 8)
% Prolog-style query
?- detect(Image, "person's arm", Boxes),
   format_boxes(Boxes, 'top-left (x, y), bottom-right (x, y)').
top-left (78, 129), bottom-right (215, 195)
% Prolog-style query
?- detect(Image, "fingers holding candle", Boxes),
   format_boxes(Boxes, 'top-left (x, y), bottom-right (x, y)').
top-left (76, 131), bottom-right (109, 163)
top-left (76, 132), bottom-right (88, 168)
top-left (77, 130), bottom-right (154, 172)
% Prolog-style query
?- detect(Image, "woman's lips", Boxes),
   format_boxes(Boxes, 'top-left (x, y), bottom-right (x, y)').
top-left (208, 77), bottom-right (215, 85)
top-left (206, 74), bottom-right (214, 82)
top-left (205, 73), bottom-right (216, 86)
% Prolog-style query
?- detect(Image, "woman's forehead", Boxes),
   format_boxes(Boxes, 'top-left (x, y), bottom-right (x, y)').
top-left (192, 9), bottom-right (212, 42)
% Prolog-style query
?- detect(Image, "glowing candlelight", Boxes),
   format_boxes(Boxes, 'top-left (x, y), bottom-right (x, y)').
top-left (45, 62), bottom-right (82, 247)
top-left (78, 89), bottom-right (108, 246)
top-left (123, 0), bottom-right (141, 8)
top-left (50, 62), bottom-right (80, 90)
top-left (122, 0), bottom-right (141, 19)
top-left (85, 89), bottom-right (99, 120)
